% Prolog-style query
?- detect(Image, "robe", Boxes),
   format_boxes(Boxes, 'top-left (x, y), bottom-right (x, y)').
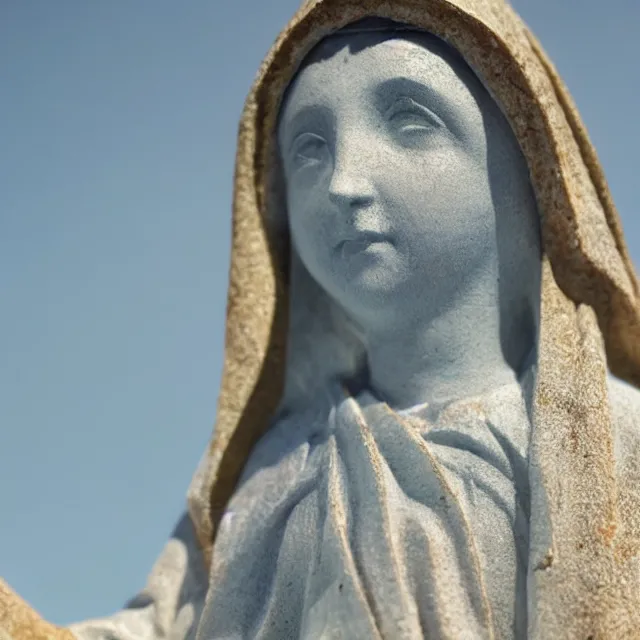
top-left (62, 373), bottom-right (640, 640)
top-left (199, 370), bottom-right (533, 639)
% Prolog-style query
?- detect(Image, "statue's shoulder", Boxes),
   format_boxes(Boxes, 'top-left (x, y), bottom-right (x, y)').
top-left (607, 375), bottom-right (640, 460)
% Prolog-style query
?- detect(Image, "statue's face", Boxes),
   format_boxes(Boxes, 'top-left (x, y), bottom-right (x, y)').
top-left (278, 32), bottom-right (533, 323)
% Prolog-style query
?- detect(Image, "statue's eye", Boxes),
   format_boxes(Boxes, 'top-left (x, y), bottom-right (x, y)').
top-left (386, 97), bottom-right (444, 136)
top-left (291, 133), bottom-right (327, 168)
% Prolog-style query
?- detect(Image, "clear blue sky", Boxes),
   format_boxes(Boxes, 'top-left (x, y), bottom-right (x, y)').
top-left (1, 0), bottom-right (638, 626)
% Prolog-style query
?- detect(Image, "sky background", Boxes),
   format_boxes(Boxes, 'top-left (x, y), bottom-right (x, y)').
top-left (1, 0), bottom-right (638, 626)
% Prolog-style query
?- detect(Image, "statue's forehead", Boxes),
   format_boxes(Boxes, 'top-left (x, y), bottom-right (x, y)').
top-left (278, 33), bottom-right (490, 156)
top-left (282, 35), bottom-right (476, 113)
top-left (308, 34), bottom-right (456, 71)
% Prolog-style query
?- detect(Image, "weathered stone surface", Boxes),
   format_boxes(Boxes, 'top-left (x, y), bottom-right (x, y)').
top-left (3, 1), bottom-right (640, 638)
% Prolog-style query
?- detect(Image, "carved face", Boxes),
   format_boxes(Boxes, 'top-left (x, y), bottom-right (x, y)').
top-left (277, 32), bottom-right (536, 326)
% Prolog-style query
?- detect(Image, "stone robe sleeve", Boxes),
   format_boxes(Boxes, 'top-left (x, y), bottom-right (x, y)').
top-left (0, 513), bottom-right (208, 640)
top-left (69, 513), bottom-right (208, 640)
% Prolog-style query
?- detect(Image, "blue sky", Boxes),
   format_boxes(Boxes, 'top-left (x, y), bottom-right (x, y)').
top-left (1, 0), bottom-right (638, 626)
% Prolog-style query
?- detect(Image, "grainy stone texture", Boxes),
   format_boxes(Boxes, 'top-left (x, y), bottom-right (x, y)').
top-left (2, 0), bottom-right (640, 638)
top-left (199, 369), bottom-right (536, 638)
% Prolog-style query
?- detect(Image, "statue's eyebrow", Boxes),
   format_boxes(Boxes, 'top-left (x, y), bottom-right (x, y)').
top-left (278, 103), bottom-right (333, 156)
top-left (374, 76), bottom-right (462, 138)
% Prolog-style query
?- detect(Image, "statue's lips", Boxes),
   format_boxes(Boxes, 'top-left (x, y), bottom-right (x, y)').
top-left (335, 232), bottom-right (389, 259)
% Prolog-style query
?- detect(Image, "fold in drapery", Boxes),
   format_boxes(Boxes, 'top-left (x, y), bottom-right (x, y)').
top-left (199, 369), bottom-right (533, 639)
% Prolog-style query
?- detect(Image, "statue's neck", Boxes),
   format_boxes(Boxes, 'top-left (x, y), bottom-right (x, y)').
top-left (363, 272), bottom-right (538, 411)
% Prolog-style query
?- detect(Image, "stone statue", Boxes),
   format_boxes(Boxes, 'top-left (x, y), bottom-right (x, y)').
top-left (3, 1), bottom-right (640, 639)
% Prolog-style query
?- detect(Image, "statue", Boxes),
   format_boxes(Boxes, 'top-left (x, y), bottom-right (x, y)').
top-left (3, 0), bottom-right (640, 638)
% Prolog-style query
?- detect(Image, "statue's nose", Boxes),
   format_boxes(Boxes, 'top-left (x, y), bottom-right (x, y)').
top-left (328, 188), bottom-right (374, 211)
top-left (328, 139), bottom-right (376, 212)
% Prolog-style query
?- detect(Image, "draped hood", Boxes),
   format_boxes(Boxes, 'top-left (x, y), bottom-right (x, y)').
top-left (185, 0), bottom-right (640, 637)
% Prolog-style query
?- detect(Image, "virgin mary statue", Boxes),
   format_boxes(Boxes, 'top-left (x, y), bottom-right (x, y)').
top-left (3, 0), bottom-right (640, 638)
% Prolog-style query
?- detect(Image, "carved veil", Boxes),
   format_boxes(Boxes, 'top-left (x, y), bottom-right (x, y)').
top-left (187, 0), bottom-right (640, 636)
